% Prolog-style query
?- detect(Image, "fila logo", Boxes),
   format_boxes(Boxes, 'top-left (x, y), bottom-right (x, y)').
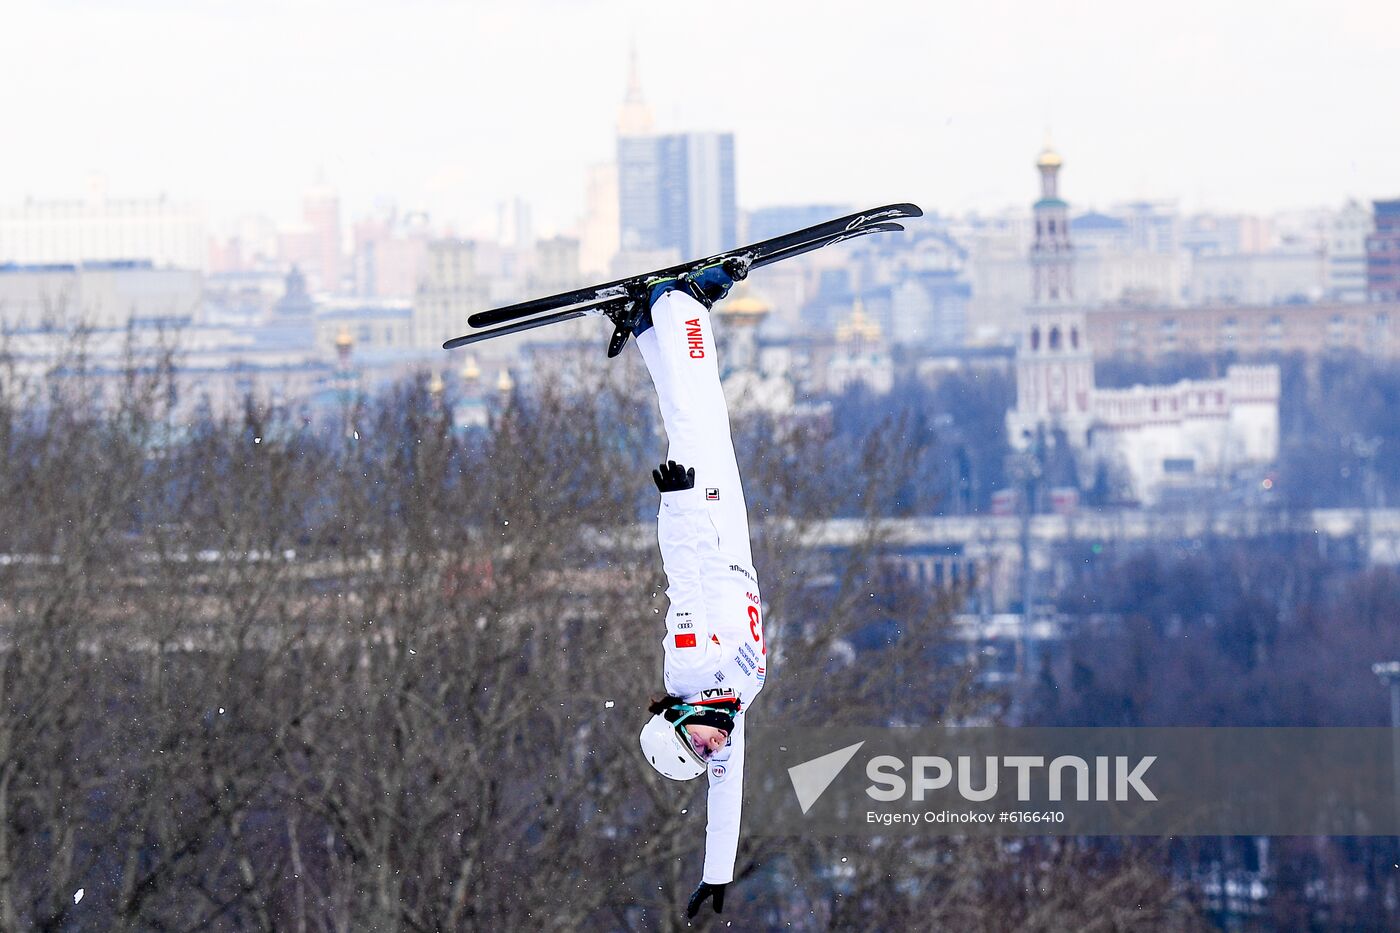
top-left (706, 488), bottom-right (720, 500)
top-left (686, 318), bottom-right (705, 358)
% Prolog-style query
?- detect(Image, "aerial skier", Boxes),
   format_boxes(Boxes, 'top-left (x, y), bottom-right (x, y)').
top-left (633, 258), bottom-right (767, 919)
top-left (445, 202), bottom-right (921, 918)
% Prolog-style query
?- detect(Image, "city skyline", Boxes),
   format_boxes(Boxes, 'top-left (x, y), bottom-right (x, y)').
top-left (3, 0), bottom-right (1397, 236)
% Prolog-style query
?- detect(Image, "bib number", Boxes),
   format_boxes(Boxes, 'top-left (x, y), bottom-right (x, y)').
top-left (747, 605), bottom-right (766, 655)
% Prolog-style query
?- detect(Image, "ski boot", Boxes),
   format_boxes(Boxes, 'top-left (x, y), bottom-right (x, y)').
top-left (680, 256), bottom-right (750, 309)
top-left (642, 256), bottom-right (750, 314)
top-left (603, 294), bottom-right (649, 358)
top-left (604, 257), bottom-right (751, 358)
top-left (603, 275), bottom-right (674, 357)
top-left (601, 273), bottom-right (685, 357)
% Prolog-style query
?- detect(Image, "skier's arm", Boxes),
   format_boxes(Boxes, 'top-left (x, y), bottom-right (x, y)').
top-left (702, 714), bottom-right (746, 886)
top-left (652, 473), bottom-right (722, 675)
top-left (655, 462), bottom-right (723, 676)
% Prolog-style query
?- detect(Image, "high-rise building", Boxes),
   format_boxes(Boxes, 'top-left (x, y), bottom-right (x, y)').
top-left (616, 45), bottom-right (654, 138)
top-left (663, 132), bottom-right (736, 258)
top-left (0, 260), bottom-right (202, 330)
top-left (208, 214), bottom-right (280, 274)
top-left (1326, 200), bottom-right (1371, 303)
top-left (352, 209), bottom-right (430, 299)
top-left (614, 52), bottom-right (737, 259)
top-left (617, 133), bottom-right (661, 253)
top-left (616, 49), bottom-right (661, 257)
top-left (578, 162), bottom-right (620, 277)
top-left (619, 131), bottom-right (737, 258)
top-left (497, 198), bottom-right (534, 253)
top-left (531, 236), bottom-right (581, 295)
top-left (413, 239), bottom-right (491, 351)
top-left (0, 180), bottom-right (206, 270)
top-left (1366, 199), bottom-right (1400, 302)
top-left (279, 184), bottom-right (345, 294)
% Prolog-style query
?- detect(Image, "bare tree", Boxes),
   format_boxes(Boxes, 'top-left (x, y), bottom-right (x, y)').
top-left (0, 343), bottom-right (1198, 930)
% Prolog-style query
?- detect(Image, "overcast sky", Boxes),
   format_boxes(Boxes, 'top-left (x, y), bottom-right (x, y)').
top-left (3, 0), bottom-right (1396, 234)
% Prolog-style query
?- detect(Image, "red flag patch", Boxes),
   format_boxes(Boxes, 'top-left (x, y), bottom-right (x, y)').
top-left (674, 633), bottom-right (697, 648)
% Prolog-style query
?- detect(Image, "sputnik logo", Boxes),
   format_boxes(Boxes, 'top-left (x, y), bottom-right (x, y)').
top-left (787, 742), bottom-right (865, 815)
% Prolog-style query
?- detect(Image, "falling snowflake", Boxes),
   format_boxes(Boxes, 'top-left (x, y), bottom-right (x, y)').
top-left (604, 700), bottom-right (615, 708)
top-left (74, 889), bottom-right (84, 904)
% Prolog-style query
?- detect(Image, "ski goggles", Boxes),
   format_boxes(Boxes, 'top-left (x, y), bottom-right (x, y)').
top-left (670, 704), bottom-right (731, 762)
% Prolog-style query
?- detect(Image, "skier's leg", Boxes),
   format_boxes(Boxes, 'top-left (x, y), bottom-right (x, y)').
top-left (637, 290), bottom-right (753, 566)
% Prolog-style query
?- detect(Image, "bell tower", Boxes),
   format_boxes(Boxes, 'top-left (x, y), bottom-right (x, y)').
top-left (1009, 140), bottom-right (1095, 448)
top-left (1031, 143), bottom-right (1072, 303)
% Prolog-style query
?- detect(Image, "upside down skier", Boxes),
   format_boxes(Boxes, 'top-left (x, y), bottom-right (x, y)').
top-left (632, 258), bottom-right (767, 919)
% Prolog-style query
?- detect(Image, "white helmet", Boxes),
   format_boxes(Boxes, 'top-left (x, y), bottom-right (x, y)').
top-left (639, 713), bottom-right (706, 781)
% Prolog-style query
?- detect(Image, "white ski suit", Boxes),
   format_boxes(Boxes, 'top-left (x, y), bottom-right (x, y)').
top-left (638, 289), bottom-right (767, 886)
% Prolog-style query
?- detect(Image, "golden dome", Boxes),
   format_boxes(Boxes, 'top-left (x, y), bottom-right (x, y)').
top-left (427, 371), bottom-right (445, 396)
top-left (719, 285), bottom-right (771, 320)
top-left (335, 326), bottom-right (353, 349)
top-left (1036, 130), bottom-right (1063, 169)
top-left (496, 369), bottom-right (514, 393)
top-left (836, 299), bottom-right (882, 343)
top-left (460, 353), bottom-right (481, 382)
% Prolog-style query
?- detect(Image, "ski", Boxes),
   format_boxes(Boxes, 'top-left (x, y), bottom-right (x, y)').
top-left (597, 222), bottom-right (905, 357)
top-left (463, 202), bottom-right (922, 331)
top-left (441, 298), bottom-right (628, 350)
top-left (748, 220), bottom-right (904, 271)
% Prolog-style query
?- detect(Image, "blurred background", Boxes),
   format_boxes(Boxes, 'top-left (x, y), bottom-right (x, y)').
top-left (1, 0), bottom-right (1398, 929)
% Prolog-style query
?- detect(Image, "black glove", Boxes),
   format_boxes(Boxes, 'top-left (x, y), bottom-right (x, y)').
top-left (686, 881), bottom-right (726, 918)
top-left (652, 460), bottom-right (695, 493)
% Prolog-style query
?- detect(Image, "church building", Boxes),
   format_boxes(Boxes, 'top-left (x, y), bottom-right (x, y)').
top-left (1005, 144), bottom-right (1279, 504)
